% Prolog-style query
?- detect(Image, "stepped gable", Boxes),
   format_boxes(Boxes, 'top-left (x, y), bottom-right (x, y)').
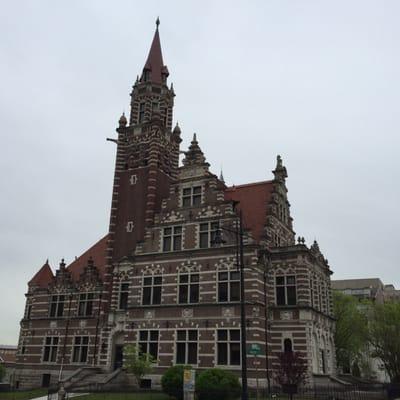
top-left (28, 260), bottom-right (54, 287)
top-left (66, 234), bottom-right (109, 281)
top-left (225, 180), bottom-right (274, 242)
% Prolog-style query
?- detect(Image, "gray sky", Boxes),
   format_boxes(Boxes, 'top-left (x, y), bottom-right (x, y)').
top-left (1, 0), bottom-right (399, 345)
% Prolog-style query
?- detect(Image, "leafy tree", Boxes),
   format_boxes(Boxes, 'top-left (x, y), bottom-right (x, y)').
top-left (196, 368), bottom-right (241, 400)
top-left (123, 344), bottom-right (154, 386)
top-left (275, 351), bottom-right (308, 387)
top-left (161, 365), bottom-right (190, 400)
top-left (333, 291), bottom-right (368, 372)
top-left (368, 302), bottom-right (400, 383)
top-left (0, 364), bottom-right (6, 382)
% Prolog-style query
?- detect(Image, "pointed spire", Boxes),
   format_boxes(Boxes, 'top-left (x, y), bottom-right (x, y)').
top-left (272, 154), bottom-right (288, 182)
top-left (182, 133), bottom-right (209, 167)
top-left (118, 112), bottom-right (127, 127)
top-left (28, 261), bottom-right (54, 287)
top-left (219, 168), bottom-right (225, 183)
top-left (142, 20), bottom-right (169, 84)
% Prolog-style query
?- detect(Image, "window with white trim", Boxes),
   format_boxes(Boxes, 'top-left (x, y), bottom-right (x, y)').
top-left (49, 295), bottom-right (65, 317)
top-left (176, 330), bottom-right (197, 365)
top-left (118, 282), bottom-right (129, 310)
top-left (43, 337), bottom-right (59, 362)
top-left (276, 275), bottom-right (296, 305)
top-left (78, 293), bottom-right (94, 316)
top-left (199, 221), bottom-right (219, 248)
top-left (163, 226), bottom-right (182, 252)
top-left (72, 336), bottom-right (89, 363)
top-left (178, 272), bottom-right (199, 304)
top-left (182, 186), bottom-right (201, 207)
top-left (217, 329), bottom-right (240, 366)
top-left (142, 276), bottom-right (162, 305)
top-left (139, 330), bottom-right (159, 361)
top-left (218, 270), bottom-right (240, 302)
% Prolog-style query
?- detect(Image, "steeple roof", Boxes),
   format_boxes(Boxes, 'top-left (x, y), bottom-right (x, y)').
top-left (143, 19), bottom-right (169, 84)
top-left (28, 260), bottom-right (54, 287)
top-left (182, 134), bottom-right (209, 167)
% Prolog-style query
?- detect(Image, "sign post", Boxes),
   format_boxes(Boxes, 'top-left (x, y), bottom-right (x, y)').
top-left (248, 344), bottom-right (262, 400)
top-left (183, 369), bottom-right (195, 400)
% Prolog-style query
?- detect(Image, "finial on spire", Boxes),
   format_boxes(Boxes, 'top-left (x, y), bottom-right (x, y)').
top-left (156, 17), bottom-right (160, 29)
top-left (272, 154), bottom-right (288, 182)
top-left (192, 133), bottom-right (197, 143)
top-left (118, 112), bottom-right (127, 127)
top-left (219, 168), bottom-right (225, 183)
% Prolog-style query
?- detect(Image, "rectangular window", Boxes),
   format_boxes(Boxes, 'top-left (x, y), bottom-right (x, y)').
top-left (182, 186), bottom-right (202, 207)
top-left (176, 330), bottom-right (198, 365)
top-left (119, 283), bottom-right (129, 310)
top-left (163, 226), bottom-right (182, 252)
top-left (26, 305), bottom-right (32, 319)
top-left (275, 275), bottom-right (297, 306)
top-left (72, 336), bottom-right (89, 363)
top-left (142, 276), bottom-right (162, 305)
top-left (218, 271), bottom-right (240, 302)
top-left (178, 273), bottom-right (199, 304)
top-left (217, 329), bottom-right (240, 366)
top-left (49, 295), bottom-right (65, 317)
top-left (199, 221), bottom-right (219, 248)
top-left (78, 293), bottom-right (94, 316)
top-left (138, 102), bottom-right (145, 123)
top-left (43, 337), bottom-right (59, 363)
top-left (139, 330), bottom-right (159, 361)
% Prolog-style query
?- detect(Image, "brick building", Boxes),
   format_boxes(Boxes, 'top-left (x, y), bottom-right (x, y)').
top-left (15, 22), bottom-right (336, 389)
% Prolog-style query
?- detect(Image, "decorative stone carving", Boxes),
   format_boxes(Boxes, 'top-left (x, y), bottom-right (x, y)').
top-left (222, 307), bottom-right (235, 318)
top-left (182, 308), bottom-right (193, 318)
top-left (281, 310), bottom-right (293, 320)
top-left (144, 310), bottom-right (155, 319)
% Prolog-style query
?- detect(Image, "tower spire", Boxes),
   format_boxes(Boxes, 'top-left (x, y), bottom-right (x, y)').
top-left (142, 20), bottom-right (169, 84)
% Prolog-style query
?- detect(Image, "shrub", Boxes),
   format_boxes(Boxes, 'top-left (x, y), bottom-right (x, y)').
top-left (196, 368), bottom-right (241, 400)
top-left (161, 365), bottom-right (189, 400)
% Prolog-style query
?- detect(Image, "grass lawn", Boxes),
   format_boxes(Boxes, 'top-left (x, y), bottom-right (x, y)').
top-left (0, 389), bottom-right (47, 400)
top-left (76, 393), bottom-right (171, 400)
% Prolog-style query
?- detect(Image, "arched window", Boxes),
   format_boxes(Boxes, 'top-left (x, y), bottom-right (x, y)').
top-left (284, 338), bottom-right (293, 353)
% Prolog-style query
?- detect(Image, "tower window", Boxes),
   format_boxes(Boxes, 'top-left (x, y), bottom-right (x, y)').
top-left (162, 226), bottom-right (182, 252)
top-left (176, 330), bottom-right (198, 365)
top-left (276, 275), bottom-right (297, 306)
top-left (178, 272), bottom-right (199, 304)
top-left (199, 222), bottom-right (219, 248)
top-left (142, 276), bottom-right (162, 305)
top-left (118, 282), bottom-right (129, 310)
top-left (284, 338), bottom-right (293, 353)
top-left (138, 102), bottom-right (145, 123)
top-left (218, 270), bottom-right (240, 302)
top-left (182, 186), bottom-right (202, 207)
top-left (217, 329), bottom-right (240, 366)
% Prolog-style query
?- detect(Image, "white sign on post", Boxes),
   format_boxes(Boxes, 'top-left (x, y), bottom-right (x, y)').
top-left (183, 369), bottom-right (195, 400)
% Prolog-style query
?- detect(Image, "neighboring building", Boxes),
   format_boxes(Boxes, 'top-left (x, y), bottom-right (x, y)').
top-left (15, 22), bottom-right (336, 389)
top-left (331, 278), bottom-right (386, 303)
top-left (0, 345), bottom-right (17, 385)
top-left (383, 284), bottom-right (400, 302)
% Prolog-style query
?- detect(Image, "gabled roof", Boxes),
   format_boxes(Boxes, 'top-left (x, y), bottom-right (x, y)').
top-left (66, 235), bottom-right (109, 280)
top-left (225, 181), bottom-right (274, 242)
top-left (28, 261), bottom-right (54, 287)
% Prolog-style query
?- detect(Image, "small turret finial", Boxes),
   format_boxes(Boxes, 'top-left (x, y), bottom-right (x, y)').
top-left (156, 17), bottom-right (160, 29)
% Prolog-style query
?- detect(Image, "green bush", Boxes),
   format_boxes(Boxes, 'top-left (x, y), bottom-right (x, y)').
top-left (161, 365), bottom-right (189, 400)
top-left (196, 368), bottom-right (241, 400)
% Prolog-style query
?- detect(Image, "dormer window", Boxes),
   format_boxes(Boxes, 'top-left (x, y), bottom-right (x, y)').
top-left (182, 186), bottom-right (201, 207)
top-left (143, 70), bottom-right (150, 82)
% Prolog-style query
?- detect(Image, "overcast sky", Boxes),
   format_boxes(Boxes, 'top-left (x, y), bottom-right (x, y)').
top-left (1, 0), bottom-right (399, 345)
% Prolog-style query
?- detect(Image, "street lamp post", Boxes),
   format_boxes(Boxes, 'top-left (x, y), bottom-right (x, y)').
top-left (213, 209), bottom-right (248, 400)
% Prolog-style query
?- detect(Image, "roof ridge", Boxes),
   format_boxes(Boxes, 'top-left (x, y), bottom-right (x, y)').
top-left (225, 180), bottom-right (274, 190)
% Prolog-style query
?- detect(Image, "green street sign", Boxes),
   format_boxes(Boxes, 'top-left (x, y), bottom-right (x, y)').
top-left (248, 343), bottom-right (262, 356)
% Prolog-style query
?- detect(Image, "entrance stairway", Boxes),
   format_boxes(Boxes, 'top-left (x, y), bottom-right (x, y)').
top-left (62, 367), bottom-right (132, 391)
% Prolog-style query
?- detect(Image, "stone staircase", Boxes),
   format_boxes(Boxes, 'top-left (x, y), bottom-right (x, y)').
top-left (64, 367), bottom-right (134, 392)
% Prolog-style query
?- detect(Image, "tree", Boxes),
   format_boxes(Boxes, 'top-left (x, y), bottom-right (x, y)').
top-left (0, 364), bottom-right (6, 382)
top-left (369, 302), bottom-right (400, 383)
top-left (333, 291), bottom-right (369, 372)
top-left (161, 365), bottom-right (190, 400)
top-left (123, 344), bottom-right (154, 386)
top-left (275, 351), bottom-right (308, 393)
top-left (196, 368), bottom-right (241, 400)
